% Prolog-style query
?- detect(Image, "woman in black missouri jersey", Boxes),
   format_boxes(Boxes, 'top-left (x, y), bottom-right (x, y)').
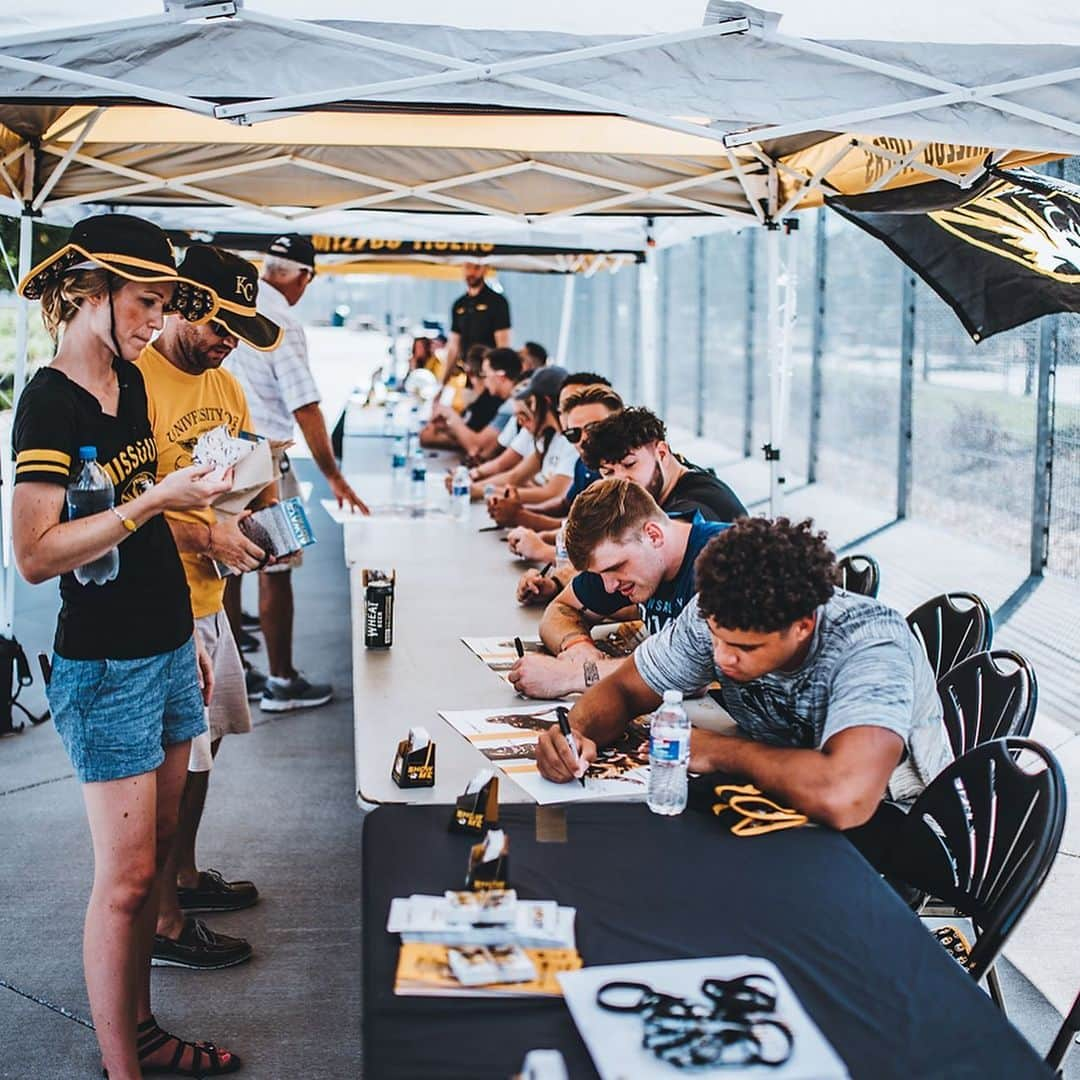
top-left (12, 215), bottom-right (242, 1078)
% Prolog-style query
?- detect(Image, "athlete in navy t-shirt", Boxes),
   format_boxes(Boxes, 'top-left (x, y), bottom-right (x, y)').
top-left (508, 479), bottom-right (731, 700)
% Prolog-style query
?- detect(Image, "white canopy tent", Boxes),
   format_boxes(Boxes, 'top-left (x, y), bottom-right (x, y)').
top-left (1, 0), bottom-right (1077, 635)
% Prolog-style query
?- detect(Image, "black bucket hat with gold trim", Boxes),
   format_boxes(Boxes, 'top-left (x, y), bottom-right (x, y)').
top-left (172, 245), bottom-right (283, 352)
top-left (17, 213), bottom-right (214, 321)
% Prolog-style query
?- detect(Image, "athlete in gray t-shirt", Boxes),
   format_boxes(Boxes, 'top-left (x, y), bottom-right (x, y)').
top-left (536, 518), bottom-right (953, 832)
top-left (635, 591), bottom-right (950, 806)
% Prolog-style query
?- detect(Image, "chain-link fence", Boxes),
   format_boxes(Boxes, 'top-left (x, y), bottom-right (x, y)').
top-left (1049, 157), bottom-right (1080, 578)
top-left (910, 277), bottom-right (1040, 560)
top-left (1053, 315), bottom-right (1080, 578)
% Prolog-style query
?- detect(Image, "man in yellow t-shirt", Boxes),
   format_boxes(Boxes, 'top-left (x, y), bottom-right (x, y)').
top-left (136, 245), bottom-right (282, 971)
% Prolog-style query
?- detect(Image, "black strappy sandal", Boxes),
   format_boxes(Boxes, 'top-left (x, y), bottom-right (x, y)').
top-left (102, 1016), bottom-right (243, 1077)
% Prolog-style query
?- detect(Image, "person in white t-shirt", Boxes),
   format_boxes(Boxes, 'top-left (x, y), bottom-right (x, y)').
top-left (460, 350), bottom-right (549, 496)
top-left (482, 367), bottom-right (576, 519)
top-left (226, 233), bottom-right (369, 712)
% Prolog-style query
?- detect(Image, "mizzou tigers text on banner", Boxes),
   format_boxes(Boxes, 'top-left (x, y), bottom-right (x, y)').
top-left (828, 167), bottom-right (1080, 342)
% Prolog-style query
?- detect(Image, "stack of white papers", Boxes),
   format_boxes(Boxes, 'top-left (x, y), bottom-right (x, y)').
top-left (448, 945), bottom-right (537, 986)
top-left (387, 893), bottom-right (576, 950)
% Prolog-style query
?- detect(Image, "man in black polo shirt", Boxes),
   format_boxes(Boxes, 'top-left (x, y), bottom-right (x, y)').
top-left (442, 262), bottom-right (511, 382)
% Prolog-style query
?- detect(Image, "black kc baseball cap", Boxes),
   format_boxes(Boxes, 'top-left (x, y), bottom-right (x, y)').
top-left (172, 245), bottom-right (283, 352)
top-left (266, 233), bottom-right (316, 271)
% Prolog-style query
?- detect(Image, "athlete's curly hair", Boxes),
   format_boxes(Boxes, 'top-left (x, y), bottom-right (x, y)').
top-left (581, 407), bottom-right (666, 471)
top-left (695, 517), bottom-right (836, 632)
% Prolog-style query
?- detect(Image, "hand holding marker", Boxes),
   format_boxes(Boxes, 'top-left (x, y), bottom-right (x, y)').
top-left (556, 706), bottom-right (587, 787)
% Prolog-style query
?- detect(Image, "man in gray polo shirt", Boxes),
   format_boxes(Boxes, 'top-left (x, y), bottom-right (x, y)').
top-left (536, 518), bottom-right (952, 848)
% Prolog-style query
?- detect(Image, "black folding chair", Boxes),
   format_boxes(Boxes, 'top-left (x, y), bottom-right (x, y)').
top-left (937, 650), bottom-right (1038, 760)
top-left (906, 738), bottom-right (1066, 1011)
top-left (836, 554), bottom-right (881, 598)
top-left (907, 591), bottom-right (993, 680)
top-left (1047, 988), bottom-right (1080, 1075)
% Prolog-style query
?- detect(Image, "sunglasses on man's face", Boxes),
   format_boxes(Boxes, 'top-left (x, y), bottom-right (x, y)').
top-left (207, 319), bottom-right (237, 341)
top-left (563, 421), bottom-right (600, 445)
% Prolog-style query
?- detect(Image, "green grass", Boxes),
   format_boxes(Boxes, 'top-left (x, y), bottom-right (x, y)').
top-left (0, 307), bottom-right (54, 407)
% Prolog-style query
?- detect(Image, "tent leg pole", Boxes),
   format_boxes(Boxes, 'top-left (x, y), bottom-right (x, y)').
top-left (555, 273), bottom-right (575, 366)
top-left (658, 248), bottom-right (671, 418)
top-left (765, 224), bottom-right (781, 515)
top-left (807, 208), bottom-right (827, 485)
top-left (607, 271), bottom-right (618, 386)
top-left (695, 236), bottom-right (707, 438)
top-left (629, 264), bottom-right (642, 403)
top-left (1030, 315), bottom-right (1057, 577)
top-left (4, 213), bottom-right (33, 639)
top-left (638, 258), bottom-right (659, 411)
top-left (897, 271), bottom-right (916, 520)
top-left (743, 230), bottom-right (756, 459)
top-left (775, 219), bottom-right (799, 514)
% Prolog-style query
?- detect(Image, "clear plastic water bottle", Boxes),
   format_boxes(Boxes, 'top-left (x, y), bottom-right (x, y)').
top-left (555, 526), bottom-right (569, 566)
top-left (382, 400), bottom-right (395, 436)
top-left (647, 690), bottom-right (690, 815)
top-left (410, 448), bottom-right (427, 507)
top-left (406, 404), bottom-right (421, 456)
top-left (67, 446), bottom-right (120, 586)
top-left (451, 465), bottom-right (471, 522)
top-left (391, 435), bottom-right (408, 499)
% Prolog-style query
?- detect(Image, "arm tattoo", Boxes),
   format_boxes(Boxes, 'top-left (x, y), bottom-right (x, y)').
top-left (583, 660), bottom-right (600, 688)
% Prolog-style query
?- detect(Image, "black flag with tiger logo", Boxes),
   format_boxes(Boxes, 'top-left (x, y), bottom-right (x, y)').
top-left (827, 166), bottom-right (1080, 342)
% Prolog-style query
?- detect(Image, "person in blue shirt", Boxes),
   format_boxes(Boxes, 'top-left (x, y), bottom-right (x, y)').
top-left (508, 478), bottom-right (730, 699)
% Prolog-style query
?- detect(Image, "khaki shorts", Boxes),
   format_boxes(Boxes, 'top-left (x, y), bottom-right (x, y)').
top-left (189, 610), bottom-right (251, 772)
top-left (262, 451), bottom-right (303, 574)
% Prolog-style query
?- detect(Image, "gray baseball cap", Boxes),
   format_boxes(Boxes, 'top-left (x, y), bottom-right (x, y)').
top-left (514, 364), bottom-right (568, 400)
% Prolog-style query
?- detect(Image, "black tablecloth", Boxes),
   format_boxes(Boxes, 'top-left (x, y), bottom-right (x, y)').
top-left (362, 804), bottom-right (1051, 1080)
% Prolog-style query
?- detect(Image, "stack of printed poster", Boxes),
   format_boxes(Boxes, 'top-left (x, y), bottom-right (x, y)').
top-left (390, 890), bottom-right (582, 997)
top-left (437, 704), bottom-right (652, 805)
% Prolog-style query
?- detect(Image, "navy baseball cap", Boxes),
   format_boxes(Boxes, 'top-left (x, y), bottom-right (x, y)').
top-left (266, 233), bottom-right (316, 270)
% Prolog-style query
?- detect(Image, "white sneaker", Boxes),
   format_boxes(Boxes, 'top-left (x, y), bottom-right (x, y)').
top-left (260, 673), bottom-right (333, 712)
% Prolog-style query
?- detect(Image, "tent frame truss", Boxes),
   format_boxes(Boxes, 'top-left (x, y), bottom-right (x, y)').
top-left (723, 29), bottom-right (1080, 150)
top-left (23, 128), bottom-right (764, 225)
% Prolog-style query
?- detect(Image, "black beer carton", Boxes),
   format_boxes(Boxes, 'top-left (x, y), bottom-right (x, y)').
top-left (363, 568), bottom-right (395, 649)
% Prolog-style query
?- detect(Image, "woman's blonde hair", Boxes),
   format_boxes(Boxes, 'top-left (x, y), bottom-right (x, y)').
top-left (38, 268), bottom-right (115, 344)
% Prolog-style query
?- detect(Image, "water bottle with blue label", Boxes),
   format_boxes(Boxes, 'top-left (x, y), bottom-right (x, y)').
top-left (451, 465), bottom-right (471, 522)
top-left (647, 690), bottom-right (689, 815)
top-left (67, 446), bottom-right (120, 586)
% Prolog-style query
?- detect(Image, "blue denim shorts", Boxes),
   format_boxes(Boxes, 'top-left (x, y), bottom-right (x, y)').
top-left (48, 636), bottom-right (207, 784)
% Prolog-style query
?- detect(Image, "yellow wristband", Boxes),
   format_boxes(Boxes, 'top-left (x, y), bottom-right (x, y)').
top-left (111, 507), bottom-right (138, 534)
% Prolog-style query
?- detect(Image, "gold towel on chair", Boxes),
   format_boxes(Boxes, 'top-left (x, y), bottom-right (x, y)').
top-left (711, 783), bottom-right (810, 837)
